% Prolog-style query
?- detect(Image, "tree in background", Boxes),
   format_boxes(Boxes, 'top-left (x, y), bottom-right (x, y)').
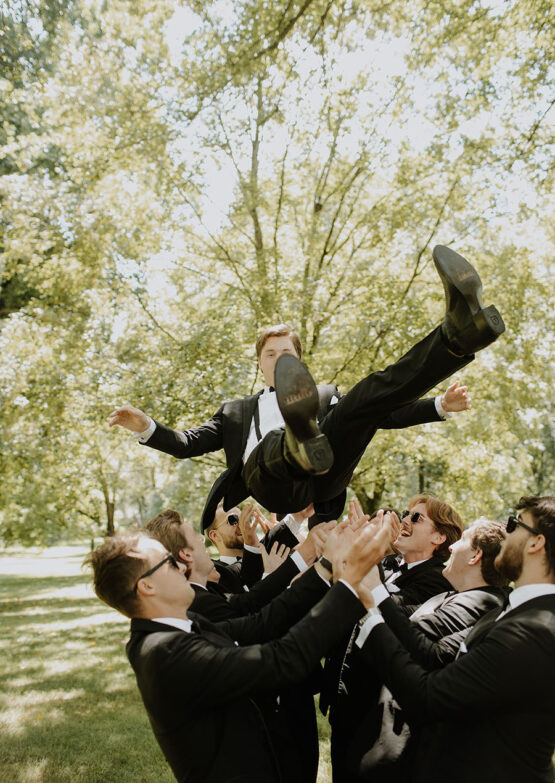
top-left (1, 0), bottom-right (553, 540)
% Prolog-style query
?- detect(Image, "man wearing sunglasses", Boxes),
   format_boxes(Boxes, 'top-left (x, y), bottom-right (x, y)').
top-left (339, 517), bottom-right (509, 783)
top-left (109, 245), bottom-right (500, 530)
top-left (322, 494), bottom-right (462, 777)
top-left (204, 503), bottom-right (266, 593)
top-left (86, 520), bottom-right (392, 783)
top-left (205, 501), bottom-right (312, 593)
top-left (354, 495), bottom-right (555, 783)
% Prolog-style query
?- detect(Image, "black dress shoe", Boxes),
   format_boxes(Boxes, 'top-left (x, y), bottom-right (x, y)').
top-left (433, 245), bottom-right (505, 355)
top-left (274, 354), bottom-right (334, 475)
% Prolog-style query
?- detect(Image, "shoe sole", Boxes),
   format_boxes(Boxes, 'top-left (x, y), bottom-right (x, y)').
top-left (433, 245), bottom-right (505, 349)
top-left (275, 354), bottom-right (334, 473)
top-left (433, 245), bottom-right (485, 313)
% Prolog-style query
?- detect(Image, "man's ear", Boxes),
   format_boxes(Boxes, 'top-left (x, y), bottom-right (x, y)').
top-left (468, 548), bottom-right (483, 566)
top-left (136, 577), bottom-right (156, 598)
top-left (207, 529), bottom-right (218, 544)
top-left (179, 548), bottom-right (193, 563)
top-left (528, 533), bottom-right (546, 555)
top-left (431, 531), bottom-right (447, 548)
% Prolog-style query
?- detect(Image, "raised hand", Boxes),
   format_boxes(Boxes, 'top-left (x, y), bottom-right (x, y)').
top-left (108, 405), bottom-right (150, 433)
top-left (261, 541), bottom-right (291, 574)
top-left (441, 381), bottom-right (471, 412)
top-left (238, 503), bottom-right (260, 548)
top-left (254, 509), bottom-right (275, 536)
top-left (347, 499), bottom-right (371, 530)
top-left (341, 517), bottom-right (392, 603)
top-left (296, 520), bottom-right (337, 564)
top-left (322, 519), bottom-right (359, 579)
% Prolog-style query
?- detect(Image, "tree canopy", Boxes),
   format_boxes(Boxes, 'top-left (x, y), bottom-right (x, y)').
top-left (1, 0), bottom-right (553, 542)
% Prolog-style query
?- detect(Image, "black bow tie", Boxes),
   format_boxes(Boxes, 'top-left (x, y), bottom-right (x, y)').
top-left (268, 386), bottom-right (275, 393)
top-left (383, 555), bottom-right (407, 573)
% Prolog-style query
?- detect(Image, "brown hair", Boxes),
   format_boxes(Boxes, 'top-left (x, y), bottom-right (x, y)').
top-left (468, 517), bottom-right (509, 587)
top-left (516, 495), bottom-right (555, 574)
top-left (255, 324), bottom-right (302, 360)
top-left (83, 534), bottom-right (146, 618)
top-left (144, 509), bottom-right (191, 560)
top-left (409, 494), bottom-right (463, 562)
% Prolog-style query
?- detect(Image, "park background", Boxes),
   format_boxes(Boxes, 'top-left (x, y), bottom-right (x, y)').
top-left (0, 0), bottom-right (553, 781)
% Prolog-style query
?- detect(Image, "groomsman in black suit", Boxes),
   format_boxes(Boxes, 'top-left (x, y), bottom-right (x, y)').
top-left (355, 495), bottom-right (555, 783)
top-left (86, 521), bottom-right (391, 783)
top-left (323, 494), bottom-right (463, 779)
top-left (109, 246), bottom-right (501, 528)
top-left (145, 505), bottom-right (328, 782)
top-left (345, 516), bottom-right (509, 782)
top-left (204, 502), bottom-right (307, 592)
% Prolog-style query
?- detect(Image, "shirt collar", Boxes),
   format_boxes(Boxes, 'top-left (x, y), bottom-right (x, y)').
top-left (219, 555), bottom-right (240, 564)
top-left (508, 583), bottom-right (555, 611)
top-left (262, 385), bottom-right (275, 395)
top-left (400, 558), bottom-right (428, 570)
top-left (189, 581), bottom-right (208, 590)
top-left (151, 617), bottom-right (193, 633)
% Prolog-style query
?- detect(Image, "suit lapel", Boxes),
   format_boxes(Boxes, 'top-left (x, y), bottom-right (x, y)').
top-left (240, 391), bottom-right (263, 450)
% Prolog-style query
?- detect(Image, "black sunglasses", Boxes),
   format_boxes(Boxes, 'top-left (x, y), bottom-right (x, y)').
top-left (506, 515), bottom-right (540, 536)
top-left (227, 513), bottom-right (240, 526)
top-left (401, 510), bottom-right (423, 525)
top-left (133, 553), bottom-right (179, 593)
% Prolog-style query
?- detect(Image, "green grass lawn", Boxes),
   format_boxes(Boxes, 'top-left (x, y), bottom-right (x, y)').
top-left (0, 547), bottom-right (331, 783)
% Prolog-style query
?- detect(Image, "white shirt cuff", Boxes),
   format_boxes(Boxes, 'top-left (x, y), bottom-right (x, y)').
top-left (435, 395), bottom-right (453, 420)
top-left (134, 417), bottom-right (156, 443)
top-left (290, 550), bottom-right (308, 572)
top-left (371, 583), bottom-right (390, 607)
top-left (338, 578), bottom-right (359, 598)
top-left (355, 611), bottom-right (385, 648)
top-left (243, 544), bottom-right (262, 555)
top-left (282, 514), bottom-right (301, 538)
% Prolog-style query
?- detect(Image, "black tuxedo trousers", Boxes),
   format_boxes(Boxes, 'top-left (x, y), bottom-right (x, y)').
top-left (243, 326), bottom-right (471, 517)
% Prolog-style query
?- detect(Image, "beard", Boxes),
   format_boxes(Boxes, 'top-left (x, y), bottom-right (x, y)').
top-left (495, 539), bottom-right (525, 583)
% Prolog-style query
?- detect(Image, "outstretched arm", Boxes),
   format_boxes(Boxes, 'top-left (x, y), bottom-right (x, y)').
top-left (379, 380), bottom-right (471, 429)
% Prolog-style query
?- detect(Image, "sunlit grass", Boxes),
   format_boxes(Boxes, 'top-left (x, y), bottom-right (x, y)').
top-left (0, 547), bottom-right (332, 782)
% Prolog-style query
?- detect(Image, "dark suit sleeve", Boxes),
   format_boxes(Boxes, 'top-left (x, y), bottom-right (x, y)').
top-left (360, 614), bottom-right (555, 722)
top-left (142, 406), bottom-right (225, 459)
top-left (160, 581), bottom-right (366, 710)
top-left (238, 547), bottom-right (264, 587)
top-left (190, 590), bottom-right (240, 621)
top-left (227, 558), bottom-right (299, 613)
top-left (214, 566), bottom-right (331, 645)
top-left (378, 398), bottom-right (441, 429)
top-left (380, 593), bottom-right (499, 669)
top-left (262, 520), bottom-right (300, 550)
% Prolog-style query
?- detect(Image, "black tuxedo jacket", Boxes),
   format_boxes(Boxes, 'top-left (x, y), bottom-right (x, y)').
top-left (190, 556), bottom-right (321, 782)
top-left (321, 555), bottom-right (450, 719)
top-left (346, 586), bottom-right (508, 781)
top-left (361, 594), bottom-right (555, 783)
top-left (144, 387), bottom-right (441, 529)
top-left (323, 555), bottom-right (453, 783)
top-left (191, 556), bottom-right (300, 622)
top-left (211, 546), bottom-right (264, 593)
top-left (127, 568), bottom-right (366, 783)
top-left (381, 554), bottom-right (453, 616)
top-left (379, 585), bottom-right (508, 669)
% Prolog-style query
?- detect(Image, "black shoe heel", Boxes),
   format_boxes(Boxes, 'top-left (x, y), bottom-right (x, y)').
top-left (301, 435), bottom-right (334, 474)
